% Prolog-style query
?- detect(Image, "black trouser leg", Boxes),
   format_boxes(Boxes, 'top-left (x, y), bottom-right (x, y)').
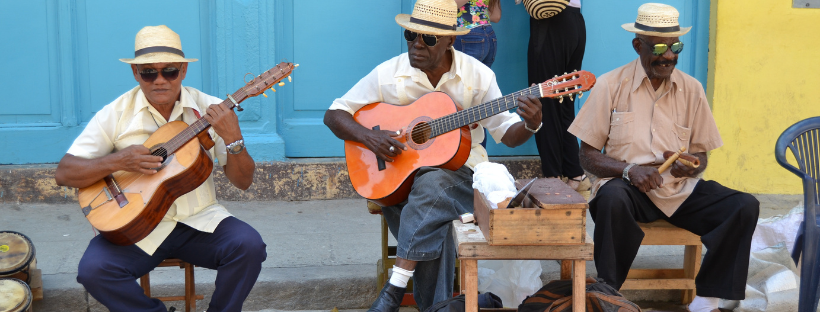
top-left (668, 180), bottom-right (759, 300)
top-left (590, 179), bottom-right (759, 300)
top-left (589, 179), bottom-right (665, 289)
top-left (527, 7), bottom-right (586, 178)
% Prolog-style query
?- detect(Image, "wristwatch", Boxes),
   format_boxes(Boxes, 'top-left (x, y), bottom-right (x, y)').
top-left (524, 122), bottom-right (543, 133)
top-left (226, 139), bottom-right (245, 154)
top-left (622, 163), bottom-right (637, 184)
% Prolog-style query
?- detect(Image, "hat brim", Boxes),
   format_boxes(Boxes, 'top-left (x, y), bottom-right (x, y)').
top-left (621, 23), bottom-right (691, 37)
top-left (120, 51), bottom-right (198, 64)
top-left (396, 14), bottom-right (470, 36)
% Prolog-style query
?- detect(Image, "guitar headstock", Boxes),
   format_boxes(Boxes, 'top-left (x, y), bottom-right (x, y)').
top-left (227, 62), bottom-right (298, 111)
top-left (244, 62), bottom-right (296, 97)
top-left (539, 70), bottom-right (596, 103)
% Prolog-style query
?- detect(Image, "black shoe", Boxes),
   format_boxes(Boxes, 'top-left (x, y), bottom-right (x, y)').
top-left (367, 283), bottom-right (406, 312)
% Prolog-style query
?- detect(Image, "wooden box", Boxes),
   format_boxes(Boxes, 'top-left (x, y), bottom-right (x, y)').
top-left (473, 178), bottom-right (588, 245)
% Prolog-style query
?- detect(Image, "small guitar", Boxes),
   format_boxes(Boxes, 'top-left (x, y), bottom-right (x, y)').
top-left (78, 62), bottom-right (296, 246)
top-left (345, 70), bottom-right (596, 207)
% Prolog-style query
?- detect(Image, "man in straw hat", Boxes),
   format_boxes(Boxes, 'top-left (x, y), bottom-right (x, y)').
top-left (55, 25), bottom-right (265, 312)
top-left (567, 3), bottom-right (759, 312)
top-left (324, 0), bottom-right (544, 311)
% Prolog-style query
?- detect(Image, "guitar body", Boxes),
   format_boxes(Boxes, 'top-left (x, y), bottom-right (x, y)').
top-left (78, 121), bottom-right (214, 246)
top-left (344, 92), bottom-right (472, 207)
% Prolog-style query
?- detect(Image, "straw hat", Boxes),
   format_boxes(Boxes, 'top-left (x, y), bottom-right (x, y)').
top-left (119, 25), bottom-right (198, 64)
top-left (396, 0), bottom-right (470, 36)
top-left (621, 3), bottom-right (691, 37)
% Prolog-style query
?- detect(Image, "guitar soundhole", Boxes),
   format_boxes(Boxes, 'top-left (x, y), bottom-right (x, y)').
top-left (411, 122), bottom-right (432, 145)
top-left (150, 146), bottom-right (169, 170)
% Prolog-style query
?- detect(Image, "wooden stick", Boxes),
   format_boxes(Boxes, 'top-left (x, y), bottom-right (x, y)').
top-left (658, 146), bottom-right (686, 173)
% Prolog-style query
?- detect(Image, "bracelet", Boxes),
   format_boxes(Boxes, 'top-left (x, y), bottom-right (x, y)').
top-left (622, 163), bottom-right (637, 184)
top-left (524, 122), bottom-right (542, 133)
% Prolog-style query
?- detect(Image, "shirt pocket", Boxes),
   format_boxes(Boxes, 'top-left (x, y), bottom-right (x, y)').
top-left (674, 122), bottom-right (691, 149)
top-left (608, 112), bottom-right (634, 147)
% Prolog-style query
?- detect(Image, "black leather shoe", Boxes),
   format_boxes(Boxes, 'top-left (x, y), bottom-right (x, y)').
top-left (367, 283), bottom-right (406, 312)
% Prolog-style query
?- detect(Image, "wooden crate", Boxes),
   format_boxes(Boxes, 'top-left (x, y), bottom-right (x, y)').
top-left (473, 178), bottom-right (588, 245)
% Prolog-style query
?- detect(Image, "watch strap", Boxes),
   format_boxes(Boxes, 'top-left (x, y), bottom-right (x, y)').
top-left (226, 139), bottom-right (245, 154)
top-left (622, 163), bottom-right (637, 183)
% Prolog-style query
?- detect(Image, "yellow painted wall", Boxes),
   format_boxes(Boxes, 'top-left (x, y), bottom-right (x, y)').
top-left (706, 1), bottom-right (820, 194)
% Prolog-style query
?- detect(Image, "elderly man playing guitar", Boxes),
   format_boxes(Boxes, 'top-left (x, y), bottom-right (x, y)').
top-left (55, 25), bottom-right (265, 312)
top-left (324, 0), bottom-right (544, 311)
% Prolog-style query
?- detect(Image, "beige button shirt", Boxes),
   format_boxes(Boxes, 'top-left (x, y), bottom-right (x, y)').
top-left (328, 48), bottom-right (521, 170)
top-left (67, 86), bottom-right (232, 255)
top-left (568, 58), bottom-right (723, 216)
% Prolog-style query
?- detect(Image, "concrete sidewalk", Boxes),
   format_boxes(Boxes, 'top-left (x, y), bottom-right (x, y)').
top-left (0, 195), bottom-right (800, 312)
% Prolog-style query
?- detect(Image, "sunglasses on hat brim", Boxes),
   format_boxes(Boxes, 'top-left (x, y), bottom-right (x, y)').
top-left (640, 39), bottom-right (684, 56)
top-left (138, 66), bottom-right (181, 82)
top-left (404, 29), bottom-right (441, 47)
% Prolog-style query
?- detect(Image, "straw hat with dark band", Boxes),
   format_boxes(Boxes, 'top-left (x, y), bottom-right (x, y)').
top-left (396, 0), bottom-right (470, 36)
top-left (120, 25), bottom-right (198, 64)
top-left (621, 3), bottom-right (691, 37)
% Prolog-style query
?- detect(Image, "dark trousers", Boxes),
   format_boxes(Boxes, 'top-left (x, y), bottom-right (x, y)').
top-left (590, 179), bottom-right (759, 300)
top-left (527, 7), bottom-right (586, 178)
top-left (77, 217), bottom-right (267, 312)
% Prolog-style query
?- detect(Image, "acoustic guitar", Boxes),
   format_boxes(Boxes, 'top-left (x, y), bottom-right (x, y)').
top-left (78, 62), bottom-right (296, 246)
top-left (345, 70), bottom-right (596, 207)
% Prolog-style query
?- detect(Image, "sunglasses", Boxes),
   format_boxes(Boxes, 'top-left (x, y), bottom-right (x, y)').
top-left (404, 29), bottom-right (440, 47)
top-left (138, 66), bottom-right (181, 82)
top-left (640, 39), bottom-right (684, 56)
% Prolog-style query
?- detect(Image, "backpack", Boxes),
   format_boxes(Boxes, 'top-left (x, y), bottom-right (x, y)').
top-left (518, 278), bottom-right (642, 312)
top-left (425, 292), bottom-right (504, 312)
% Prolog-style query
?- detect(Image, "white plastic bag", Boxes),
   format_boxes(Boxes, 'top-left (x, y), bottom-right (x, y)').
top-left (472, 162), bottom-right (517, 208)
top-left (751, 204), bottom-right (803, 254)
top-left (476, 260), bottom-right (543, 308)
top-left (720, 243), bottom-right (800, 312)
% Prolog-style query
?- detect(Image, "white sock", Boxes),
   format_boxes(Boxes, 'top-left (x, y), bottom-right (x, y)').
top-left (389, 266), bottom-right (414, 288)
top-left (688, 296), bottom-right (719, 312)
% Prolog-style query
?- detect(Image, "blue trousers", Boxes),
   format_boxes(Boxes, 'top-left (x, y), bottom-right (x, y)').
top-left (382, 166), bottom-right (474, 312)
top-left (453, 25), bottom-right (497, 68)
top-left (77, 217), bottom-right (267, 312)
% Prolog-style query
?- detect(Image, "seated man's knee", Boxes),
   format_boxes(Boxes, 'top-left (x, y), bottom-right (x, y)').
top-left (234, 229), bottom-right (267, 263)
top-left (591, 180), bottom-right (634, 216)
top-left (735, 193), bottom-right (760, 224)
top-left (76, 255), bottom-right (109, 286)
top-left (413, 167), bottom-right (455, 188)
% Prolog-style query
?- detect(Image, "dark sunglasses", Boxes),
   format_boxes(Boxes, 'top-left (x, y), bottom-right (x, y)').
top-left (138, 66), bottom-right (181, 82)
top-left (640, 39), bottom-right (684, 56)
top-left (404, 29), bottom-right (440, 47)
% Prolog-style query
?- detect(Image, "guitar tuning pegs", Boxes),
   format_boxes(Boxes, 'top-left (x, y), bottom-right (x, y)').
top-left (294, 64), bottom-right (300, 68)
top-left (569, 95), bottom-right (574, 101)
top-left (564, 72), bottom-right (568, 75)
top-left (270, 87), bottom-right (276, 92)
top-left (262, 92), bottom-right (268, 98)
top-left (288, 76), bottom-right (292, 82)
top-left (279, 82), bottom-right (285, 86)
top-left (578, 91), bottom-right (583, 98)
top-left (558, 96), bottom-right (564, 103)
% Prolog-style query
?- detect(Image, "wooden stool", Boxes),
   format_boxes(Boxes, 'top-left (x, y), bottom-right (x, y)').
top-left (621, 220), bottom-right (702, 304)
top-left (368, 201), bottom-right (460, 305)
top-left (139, 258), bottom-right (204, 312)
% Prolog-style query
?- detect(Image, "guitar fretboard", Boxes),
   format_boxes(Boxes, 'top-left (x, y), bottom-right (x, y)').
top-left (156, 89), bottom-right (248, 156)
top-left (429, 85), bottom-right (541, 138)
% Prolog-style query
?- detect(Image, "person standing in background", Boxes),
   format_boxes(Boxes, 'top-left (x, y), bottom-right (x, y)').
top-left (526, 0), bottom-right (588, 191)
top-left (454, 0), bottom-right (501, 68)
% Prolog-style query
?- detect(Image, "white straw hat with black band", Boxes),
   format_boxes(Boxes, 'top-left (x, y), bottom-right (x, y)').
top-left (119, 25), bottom-right (198, 64)
top-left (396, 0), bottom-right (470, 36)
top-left (621, 3), bottom-right (691, 37)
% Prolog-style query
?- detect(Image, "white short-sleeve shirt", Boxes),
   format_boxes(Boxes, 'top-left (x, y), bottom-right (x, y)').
top-left (328, 48), bottom-right (521, 170)
top-left (67, 86), bottom-right (232, 255)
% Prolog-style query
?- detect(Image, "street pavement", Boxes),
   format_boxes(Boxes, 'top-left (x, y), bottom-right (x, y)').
top-left (0, 195), bottom-right (800, 312)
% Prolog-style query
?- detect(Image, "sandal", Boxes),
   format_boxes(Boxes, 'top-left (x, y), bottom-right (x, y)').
top-left (566, 174), bottom-right (591, 192)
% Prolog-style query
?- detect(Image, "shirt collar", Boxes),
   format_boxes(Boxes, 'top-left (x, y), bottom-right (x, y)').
top-left (134, 86), bottom-right (202, 120)
top-left (394, 47), bottom-right (461, 83)
top-left (629, 58), bottom-right (679, 94)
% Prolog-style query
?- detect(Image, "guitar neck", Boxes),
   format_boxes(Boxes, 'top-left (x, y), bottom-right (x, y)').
top-left (160, 89), bottom-right (247, 155)
top-left (429, 85), bottom-right (542, 138)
